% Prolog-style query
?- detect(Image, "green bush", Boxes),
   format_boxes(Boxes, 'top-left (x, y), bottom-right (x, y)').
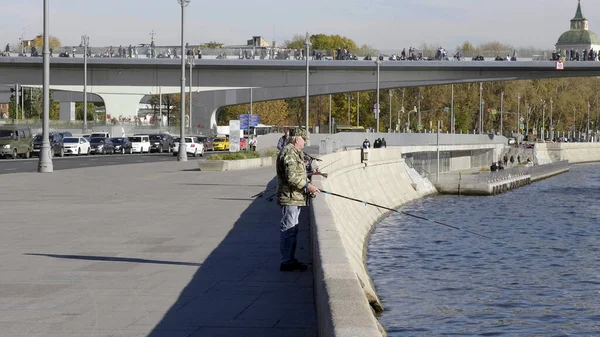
top-left (208, 151), bottom-right (260, 161)
top-left (262, 149), bottom-right (279, 158)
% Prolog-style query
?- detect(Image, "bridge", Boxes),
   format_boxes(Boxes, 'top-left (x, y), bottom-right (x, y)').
top-left (0, 58), bottom-right (595, 133)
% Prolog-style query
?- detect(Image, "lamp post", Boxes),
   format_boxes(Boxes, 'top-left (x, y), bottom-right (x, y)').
top-left (389, 90), bottom-right (393, 132)
top-left (357, 93), bottom-right (360, 126)
top-left (517, 94), bottom-right (521, 138)
top-left (588, 102), bottom-right (591, 141)
top-left (187, 55), bottom-right (195, 130)
top-left (541, 99), bottom-right (545, 140)
top-left (81, 35), bottom-right (89, 134)
top-left (500, 91), bottom-right (504, 135)
top-left (177, 0), bottom-right (190, 162)
top-left (305, 32), bottom-right (311, 134)
top-left (375, 58), bottom-right (381, 132)
top-left (451, 84), bottom-right (454, 133)
top-left (347, 93), bottom-right (352, 125)
top-left (417, 89), bottom-right (422, 132)
top-left (550, 98), bottom-right (554, 140)
top-left (479, 83), bottom-right (483, 134)
top-left (328, 94), bottom-right (332, 134)
top-left (38, 0), bottom-right (52, 172)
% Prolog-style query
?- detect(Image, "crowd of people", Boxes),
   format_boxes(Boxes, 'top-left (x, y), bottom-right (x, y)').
top-left (551, 48), bottom-right (600, 61)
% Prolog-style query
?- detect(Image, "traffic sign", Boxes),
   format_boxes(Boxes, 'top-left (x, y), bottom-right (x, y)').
top-left (417, 124), bottom-right (423, 131)
top-left (492, 109), bottom-right (498, 115)
top-left (443, 107), bottom-right (450, 112)
top-left (519, 124), bottom-right (525, 130)
top-left (520, 117), bottom-right (525, 122)
top-left (374, 103), bottom-right (379, 109)
top-left (405, 122), bottom-right (409, 127)
top-left (249, 115), bottom-right (260, 127)
top-left (238, 114), bottom-right (249, 121)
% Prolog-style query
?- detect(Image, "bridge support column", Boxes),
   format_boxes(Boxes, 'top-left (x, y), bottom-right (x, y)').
top-left (96, 93), bottom-right (145, 121)
top-left (59, 102), bottom-right (76, 121)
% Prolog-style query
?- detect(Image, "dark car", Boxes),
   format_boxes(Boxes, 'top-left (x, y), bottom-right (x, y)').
top-left (59, 131), bottom-right (73, 139)
top-left (32, 132), bottom-right (65, 157)
top-left (149, 133), bottom-right (173, 153)
top-left (110, 137), bottom-right (132, 154)
top-left (196, 135), bottom-right (214, 151)
top-left (89, 137), bottom-right (115, 155)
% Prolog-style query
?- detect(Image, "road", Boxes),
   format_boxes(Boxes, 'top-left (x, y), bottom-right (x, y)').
top-left (0, 152), bottom-right (217, 174)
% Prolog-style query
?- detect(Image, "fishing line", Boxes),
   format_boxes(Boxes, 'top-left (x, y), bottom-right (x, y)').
top-left (321, 190), bottom-right (502, 242)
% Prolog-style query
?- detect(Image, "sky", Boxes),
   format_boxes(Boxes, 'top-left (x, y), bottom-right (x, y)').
top-left (0, 0), bottom-right (597, 51)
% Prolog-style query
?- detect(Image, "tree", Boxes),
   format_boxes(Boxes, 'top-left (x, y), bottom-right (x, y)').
top-left (31, 34), bottom-right (61, 49)
top-left (284, 33), bottom-right (358, 53)
top-left (200, 41), bottom-right (224, 49)
top-left (75, 103), bottom-right (97, 121)
top-left (148, 94), bottom-right (177, 125)
top-left (220, 100), bottom-right (291, 126)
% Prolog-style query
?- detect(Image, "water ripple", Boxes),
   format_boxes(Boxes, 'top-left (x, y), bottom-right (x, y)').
top-left (368, 163), bottom-right (600, 336)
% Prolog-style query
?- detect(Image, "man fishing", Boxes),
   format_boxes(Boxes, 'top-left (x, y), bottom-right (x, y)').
top-left (276, 128), bottom-right (320, 272)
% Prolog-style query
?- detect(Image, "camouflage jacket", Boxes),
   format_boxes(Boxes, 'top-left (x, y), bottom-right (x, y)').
top-left (276, 143), bottom-right (309, 206)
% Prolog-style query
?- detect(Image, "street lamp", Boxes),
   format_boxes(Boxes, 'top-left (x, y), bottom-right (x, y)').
top-left (479, 83), bottom-right (483, 134)
top-left (587, 102), bottom-right (591, 141)
top-left (389, 90), bottom-right (393, 132)
top-left (177, 0), bottom-right (190, 162)
top-left (500, 91), bottom-right (504, 135)
top-left (38, 0), bottom-right (52, 172)
top-left (550, 98), bottom-right (554, 140)
top-left (375, 58), bottom-right (381, 132)
top-left (80, 35), bottom-right (89, 134)
top-left (305, 32), bottom-right (311, 134)
top-left (187, 55), bottom-right (195, 129)
top-left (517, 94), bottom-right (521, 137)
top-left (541, 99), bottom-right (546, 140)
top-left (346, 93), bottom-right (352, 125)
top-left (451, 84), bottom-right (454, 133)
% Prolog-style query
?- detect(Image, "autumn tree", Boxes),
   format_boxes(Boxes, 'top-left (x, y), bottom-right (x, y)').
top-left (200, 41), bottom-right (224, 49)
top-left (31, 34), bottom-right (61, 49)
top-left (284, 34), bottom-right (358, 53)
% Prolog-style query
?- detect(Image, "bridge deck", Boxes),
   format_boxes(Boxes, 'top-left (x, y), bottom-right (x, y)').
top-left (0, 161), bottom-right (316, 337)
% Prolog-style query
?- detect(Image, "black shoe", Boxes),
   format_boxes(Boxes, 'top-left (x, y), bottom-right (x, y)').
top-left (280, 261), bottom-right (308, 272)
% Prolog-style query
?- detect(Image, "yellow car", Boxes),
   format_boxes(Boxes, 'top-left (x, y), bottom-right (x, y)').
top-left (212, 137), bottom-right (230, 151)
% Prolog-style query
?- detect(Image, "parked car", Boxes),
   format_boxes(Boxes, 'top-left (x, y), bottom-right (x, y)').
top-left (0, 126), bottom-right (33, 159)
top-left (32, 132), bottom-right (65, 157)
top-left (110, 137), bottom-right (133, 154)
top-left (89, 137), bottom-right (115, 155)
top-left (212, 137), bottom-right (230, 151)
top-left (149, 134), bottom-right (172, 153)
top-left (196, 135), bottom-right (214, 151)
top-left (90, 131), bottom-right (110, 138)
top-left (171, 137), bottom-right (204, 157)
top-left (59, 131), bottom-right (73, 139)
top-left (62, 137), bottom-right (91, 156)
top-left (129, 135), bottom-right (150, 153)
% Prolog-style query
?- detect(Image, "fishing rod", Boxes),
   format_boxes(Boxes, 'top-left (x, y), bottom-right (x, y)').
top-left (321, 190), bottom-right (501, 242)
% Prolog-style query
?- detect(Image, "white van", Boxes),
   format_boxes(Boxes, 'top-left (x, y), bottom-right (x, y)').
top-left (129, 135), bottom-right (150, 153)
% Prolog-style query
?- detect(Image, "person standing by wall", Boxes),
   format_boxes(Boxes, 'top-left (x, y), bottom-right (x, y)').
top-left (277, 129), bottom-right (290, 151)
top-left (276, 128), bottom-right (320, 272)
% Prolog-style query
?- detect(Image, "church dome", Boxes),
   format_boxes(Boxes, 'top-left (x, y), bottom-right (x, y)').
top-left (557, 29), bottom-right (600, 45)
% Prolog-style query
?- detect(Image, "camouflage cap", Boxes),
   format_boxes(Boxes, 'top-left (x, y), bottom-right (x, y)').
top-left (290, 127), bottom-right (308, 140)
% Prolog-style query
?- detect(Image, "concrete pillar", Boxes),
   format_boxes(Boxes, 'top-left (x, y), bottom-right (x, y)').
top-left (59, 102), bottom-right (76, 121)
top-left (96, 93), bottom-right (145, 122)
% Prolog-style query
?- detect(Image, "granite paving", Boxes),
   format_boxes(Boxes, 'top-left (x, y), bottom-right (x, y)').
top-left (0, 160), bottom-right (316, 337)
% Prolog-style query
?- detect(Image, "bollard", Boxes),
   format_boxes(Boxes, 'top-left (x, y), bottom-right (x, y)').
top-left (361, 147), bottom-right (370, 164)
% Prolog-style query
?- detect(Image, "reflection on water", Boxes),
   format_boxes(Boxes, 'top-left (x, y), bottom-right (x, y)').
top-left (368, 163), bottom-right (600, 336)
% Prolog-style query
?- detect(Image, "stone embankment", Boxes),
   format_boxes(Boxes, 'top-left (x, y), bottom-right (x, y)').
top-left (308, 143), bottom-right (586, 337)
top-left (309, 149), bottom-right (435, 337)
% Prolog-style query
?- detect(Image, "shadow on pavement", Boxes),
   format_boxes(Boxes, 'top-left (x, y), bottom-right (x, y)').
top-left (24, 253), bottom-right (203, 267)
top-left (147, 177), bottom-right (316, 337)
top-left (181, 183), bottom-right (268, 187)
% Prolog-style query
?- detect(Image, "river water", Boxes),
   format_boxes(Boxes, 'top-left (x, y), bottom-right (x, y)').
top-left (367, 163), bottom-right (600, 336)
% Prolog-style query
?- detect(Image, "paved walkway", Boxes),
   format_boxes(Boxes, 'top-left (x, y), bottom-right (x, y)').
top-left (0, 161), bottom-right (316, 337)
